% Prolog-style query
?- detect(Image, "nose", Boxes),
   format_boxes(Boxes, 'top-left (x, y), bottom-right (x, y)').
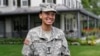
top-left (48, 14), bottom-right (55, 19)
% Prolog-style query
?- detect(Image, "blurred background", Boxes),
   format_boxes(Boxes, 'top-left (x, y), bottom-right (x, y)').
top-left (0, 0), bottom-right (100, 56)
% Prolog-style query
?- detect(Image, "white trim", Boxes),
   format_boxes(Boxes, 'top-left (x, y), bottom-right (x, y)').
top-left (0, 0), bottom-right (3, 6)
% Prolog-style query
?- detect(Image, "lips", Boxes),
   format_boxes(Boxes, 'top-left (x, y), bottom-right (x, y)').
top-left (46, 18), bottom-right (53, 23)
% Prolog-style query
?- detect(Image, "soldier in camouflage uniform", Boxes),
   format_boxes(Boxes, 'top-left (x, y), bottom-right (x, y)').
top-left (22, 3), bottom-right (70, 56)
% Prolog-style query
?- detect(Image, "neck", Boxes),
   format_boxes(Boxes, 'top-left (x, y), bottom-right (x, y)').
top-left (41, 24), bottom-right (52, 31)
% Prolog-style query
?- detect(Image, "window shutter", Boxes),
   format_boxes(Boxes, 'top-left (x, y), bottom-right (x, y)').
top-left (28, 0), bottom-right (30, 6)
top-left (17, 0), bottom-right (20, 7)
top-left (53, 0), bottom-right (56, 4)
top-left (43, 0), bottom-right (45, 3)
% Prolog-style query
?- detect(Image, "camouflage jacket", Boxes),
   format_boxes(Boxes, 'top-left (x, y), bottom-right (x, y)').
top-left (22, 26), bottom-right (70, 56)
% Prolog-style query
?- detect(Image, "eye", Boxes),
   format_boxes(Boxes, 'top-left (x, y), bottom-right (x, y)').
top-left (51, 13), bottom-right (56, 16)
top-left (45, 12), bottom-right (49, 15)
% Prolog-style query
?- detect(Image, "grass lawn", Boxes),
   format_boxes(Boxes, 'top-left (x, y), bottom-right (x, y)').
top-left (0, 45), bottom-right (23, 56)
top-left (0, 45), bottom-right (100, 56)
top-left (69, 45), bottom-right (100, 56)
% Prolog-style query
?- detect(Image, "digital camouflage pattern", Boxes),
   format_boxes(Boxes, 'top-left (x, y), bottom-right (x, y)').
top-left (22, 26), bottom-right (70, 56)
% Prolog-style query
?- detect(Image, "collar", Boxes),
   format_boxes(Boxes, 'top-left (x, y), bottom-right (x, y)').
top-left (38, 26), bottom-right (56, 41)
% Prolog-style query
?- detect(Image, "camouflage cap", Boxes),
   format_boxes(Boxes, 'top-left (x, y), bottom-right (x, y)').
top-left (40, 3), bottom-right (57, 12)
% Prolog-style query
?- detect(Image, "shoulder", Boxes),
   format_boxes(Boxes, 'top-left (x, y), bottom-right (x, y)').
top-left (26, 26), bottom-right (41, 36)
top-left (53, 26), bottom-right (64, 34)
top-left (28, 26), bottom-right (41, 33)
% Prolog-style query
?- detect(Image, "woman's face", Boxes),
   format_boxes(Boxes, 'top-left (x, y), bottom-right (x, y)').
top-left (39, 11), bottom-right (56, 26)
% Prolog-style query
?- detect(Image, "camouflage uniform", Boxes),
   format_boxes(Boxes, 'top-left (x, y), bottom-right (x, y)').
top-left (22, 26), bottom-right (70, 56)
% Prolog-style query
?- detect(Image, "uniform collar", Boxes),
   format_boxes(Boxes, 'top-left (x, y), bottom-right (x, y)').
top-left (38, 26), bottom-right (56, 41)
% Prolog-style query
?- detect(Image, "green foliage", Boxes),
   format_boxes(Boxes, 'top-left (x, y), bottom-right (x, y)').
top-left (66, 37), bottom-right (79, 45)
top-left (86, 35), bottom-right (96, 45)
top-left (87, 35), bottom-right (96, 40)
top-left (82, 0), bottom-right (90, 8)
top-left (81, 0), bottom-right (100, 15)
top-left (67, 35), bottom-right (97, 45)
top-left (78, 38), bottom-right (87, 45)
top-left (0, 38), bottom-right (24, 45)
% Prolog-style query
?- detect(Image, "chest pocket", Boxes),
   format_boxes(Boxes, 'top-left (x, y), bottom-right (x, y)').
top-left (50, 37), bottom-right (63, 55)
top-left (52, 38), bottom-right (62, 47)
top-left (32, 37), bottom-right (47, 49)
top-left (34, 38), bottom-right (47, 43)
top-left (31, 37), bottom-right (47, 56)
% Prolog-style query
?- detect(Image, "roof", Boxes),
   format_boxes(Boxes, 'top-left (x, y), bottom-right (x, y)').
top-left (58, 8), bottom-right (100, 19)
top-left (0, 5), bottom-right (99, 19)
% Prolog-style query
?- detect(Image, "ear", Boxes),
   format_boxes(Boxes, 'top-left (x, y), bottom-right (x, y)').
top-left (39, 13), bottom-right (42, 19)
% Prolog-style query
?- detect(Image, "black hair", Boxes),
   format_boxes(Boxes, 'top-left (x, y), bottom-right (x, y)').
top-left (39, 11), bottom-right (42, 14)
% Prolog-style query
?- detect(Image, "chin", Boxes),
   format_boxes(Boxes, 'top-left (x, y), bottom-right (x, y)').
top-left (44, 22), bottom-right (54, 26)
top-left (46, 23), bottom-right (53, 26)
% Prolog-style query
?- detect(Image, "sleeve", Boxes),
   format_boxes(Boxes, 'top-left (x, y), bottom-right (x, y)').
top-left (21, 30), bottom-right (33, 56)
top-left (61, 32), bottom-right (70, 56)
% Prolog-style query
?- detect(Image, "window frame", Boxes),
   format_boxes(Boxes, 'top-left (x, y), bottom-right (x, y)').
top-left (0, 0), bottom-right (8, 7)
top-left (12, 16), bottom-right (28, 31)
top-left (13, 0), bottom-right (17, 6)
top-left (21, 0), bottom-right (28, 7)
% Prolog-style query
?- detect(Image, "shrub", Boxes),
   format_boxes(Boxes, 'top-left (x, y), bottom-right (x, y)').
top-left (0, 38), bottom-right (24, 45)
top-left (67, 35), bottom-right (97, 46)
top-left (66, 37), bottom-right (80, 45)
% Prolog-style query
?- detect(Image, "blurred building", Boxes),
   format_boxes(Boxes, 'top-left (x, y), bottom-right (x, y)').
top-left (0, 0), bottom-right (99, 38)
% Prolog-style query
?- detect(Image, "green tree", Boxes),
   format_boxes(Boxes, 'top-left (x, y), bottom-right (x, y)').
top-left (82, 0), bottom-right (100, 15)
top-left (81, 0), bottom-right (90, 10)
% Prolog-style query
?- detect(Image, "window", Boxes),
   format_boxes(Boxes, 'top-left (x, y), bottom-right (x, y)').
top-left (30, 15), bottom-right (42, 27)
top-left (0, 0), bottom-right (1, 5)
top-left (64, 0), bottom-right (70, 7)
top-left (12, 16), bottom-right (28, 37)
top-left (0, 19), bottom-right (5, 37)
top-left (12, 16), bottom-right (28, 31)
top-left (53, 15), bottom-right (60, 28)
top-left (21, 0), bottom-right (28, 7)
top-left (64, 0), bottom-right (66, 6)
top-left (0, 0), bottom-right (8, 6)
top-left (47, 0), bottom-right (53, 3)
top-left (17, 0), bottom-right (30, 7)
top-left (13, 0), bottom-right (17, 6)
top-left (3, 0), bottom-right (8, 6)
top-left (43, 0), bottom-right (56, 4)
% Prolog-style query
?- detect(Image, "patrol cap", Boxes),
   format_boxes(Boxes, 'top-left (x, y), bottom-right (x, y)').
top-left (40, 3), bottom-right (57, 13)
